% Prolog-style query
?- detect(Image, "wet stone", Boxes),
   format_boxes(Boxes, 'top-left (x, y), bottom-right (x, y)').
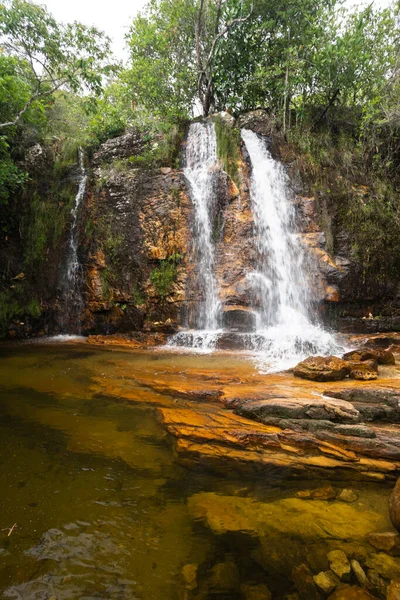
top-left (327, 584), bottom-right (379, 599)
top-left (367, 532), bottom-right (400, 553)
top-left (338, 489), bottom-right (358, 503)
top-left (327, 550), bottom-right (351, 581)
top-left (350, 560), bottom-right (369, 588)
top-left (313, 570), bottom-right (340, 594)
top-left (366, 553), bottom-right (400, 580)
top-left (367, 569), bottom-right (387, 596)
top-left (292, 563), bottom-right (321, 600)
top-left (347, 360), bottom-right (378, 381)
top-left (209, 560), bottom-right (240, 592)
top-left (240, 582), bottom-right (272, 600)
top-left (293, 356), bottom-right (351, 382)
top-left (182, 564), bottom-right (198, 591)
top-left (387, 580), bottom-right (400, 600)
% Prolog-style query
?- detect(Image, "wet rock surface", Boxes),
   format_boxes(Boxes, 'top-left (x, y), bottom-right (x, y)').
top-left (293, 356), bottom-right (351, 381)
top-left (86, 340), bottom-right (400, 480)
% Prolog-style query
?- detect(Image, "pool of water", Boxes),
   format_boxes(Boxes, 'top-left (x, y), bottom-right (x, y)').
top-left (0, 342), bottom-right (395, 599)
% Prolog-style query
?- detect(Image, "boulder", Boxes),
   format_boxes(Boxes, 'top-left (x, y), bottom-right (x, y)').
top-left (327, 584), bottom-right (378, 599)
top-left (366, 553), bottom-right (400, 580)
top-left (181, 564), bottom-right (198, 591)
top-left (293, 356), bottom-right (351, 382)
top-left (367, 532), bottom-right (400, 553)
top-left (209, 561), bottom-right (240, 592)
top-left (327, 550), bottom-right (351, 581)
top-left (313, 570), bottom-right (340, 594)
top-left (187, 493), bottom-right (388, 541)
top-left (347, 360), bottom-right (378, 381)
top-left (390, 478), bottom-right (400, 532)
top-left (387, 580), bottom-right (400, 600)
top-left (350, 560), bottom-right (369, 588)
top-left (343, 349), bottom-right (395, 365)
top-left (292, 563), bottom-right (321, 600)
top-left (241, 583), bottom-right (272, 600)
top-left (338, 489), bottom-right (358, 503)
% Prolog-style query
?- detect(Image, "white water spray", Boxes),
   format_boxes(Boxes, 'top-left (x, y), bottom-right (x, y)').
top-left (241, 129), bottom-right (342, 370)
top-left (169, 122), bottom-right (222, 351)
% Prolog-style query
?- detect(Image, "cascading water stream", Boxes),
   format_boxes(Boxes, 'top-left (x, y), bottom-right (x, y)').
top-left (169, 122), bottom-right (222, 350)
top-left (61, 147), bottom-right (87, 332)
top-left (240, 129), bottom-right (342, 370)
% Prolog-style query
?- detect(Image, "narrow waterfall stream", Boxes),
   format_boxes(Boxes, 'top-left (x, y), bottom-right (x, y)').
top-left (241, 129), bottom-right (341, 370)
top-left (169, 122), bottom-right (222, 350)
top-left (61, 148), bottom-right (87, 332)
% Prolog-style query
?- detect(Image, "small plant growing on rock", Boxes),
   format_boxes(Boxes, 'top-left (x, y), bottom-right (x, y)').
top-left (150, 253), bottom-right (182, 299)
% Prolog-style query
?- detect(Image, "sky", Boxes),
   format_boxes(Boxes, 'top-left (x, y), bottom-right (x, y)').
top-left (43, 0), bottom-right (393, 61)
top-left (42, 0), bottom-right (148, 60)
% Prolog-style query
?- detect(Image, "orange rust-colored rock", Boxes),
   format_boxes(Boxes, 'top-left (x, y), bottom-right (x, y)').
top-left (348, 360), bottom-right (378, 381)
top-left (344, 349), bottom-right (395, 365)
top-left (294, 356), bottom-right (351, 382)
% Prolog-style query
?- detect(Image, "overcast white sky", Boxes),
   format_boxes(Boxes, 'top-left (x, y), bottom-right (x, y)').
top-left (43, 0), bottom-right (393, 61)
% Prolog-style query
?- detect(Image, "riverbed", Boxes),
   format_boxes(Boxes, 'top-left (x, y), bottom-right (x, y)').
top-left (0, 340), bottom-right (398, 599)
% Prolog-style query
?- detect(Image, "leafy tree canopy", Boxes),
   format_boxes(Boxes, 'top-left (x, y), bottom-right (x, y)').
top-left (0, 0), bottom-right (114, 129)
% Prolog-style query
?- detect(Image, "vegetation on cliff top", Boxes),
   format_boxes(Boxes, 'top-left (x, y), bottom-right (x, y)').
top-left (0, 0), bottom-right (399, 332)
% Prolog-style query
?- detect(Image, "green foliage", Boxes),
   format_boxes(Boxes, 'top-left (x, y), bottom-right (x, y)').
top-left (0, 285), bottom-right (41, 335)
top-left (150, 253), bottom-right (182, 299)
top-left (100, 268), bottom-right (112, 300)
top-left (125, 0), bottom-right (197, 121)
top-left (0, 137), bottom-right (27, 208)
top-left (131, 284), bottom-right (146, 306)
top-left (22, 179), bottom-right (75, 268)
top-left (213, 116), bottom-right (241, 184)
top-left (0, 0), bottom-right (114, 130)
top-left (346, 183), bottom-right (400, 284)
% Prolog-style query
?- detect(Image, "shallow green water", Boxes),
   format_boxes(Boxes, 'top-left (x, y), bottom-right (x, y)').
top-left (0, 342), bottom-right (394, 599)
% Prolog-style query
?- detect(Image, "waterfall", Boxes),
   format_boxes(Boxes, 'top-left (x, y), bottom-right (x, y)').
top-left (169, 122), bottom-right (222, 351)
top-left (241, 129), bottom-right (341, 370)
top-left (61, 147), bottom-right (87, 332)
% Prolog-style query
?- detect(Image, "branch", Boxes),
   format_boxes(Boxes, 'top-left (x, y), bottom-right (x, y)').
top-left (206, 0), bottom-right (254, 69)
top-left (195, 0), bottom-right (205, 103)
top-left (311, 88), bottom-right (341, 130)
top-left (0, 78), bottom-right (68, 130)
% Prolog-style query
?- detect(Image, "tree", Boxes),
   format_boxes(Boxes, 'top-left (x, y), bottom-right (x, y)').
top-left (0, 0), bottom-right (113, 129)
top-left (126, 0), bottom-right (198, 122)
top-left (195, 0), bottom-right (254, 116)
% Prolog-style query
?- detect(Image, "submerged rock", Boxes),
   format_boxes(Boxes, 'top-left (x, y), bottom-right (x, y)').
top-left (241, 582), bottom-right (272, 600)
top-left (327, 550), bottom-right (351, 581)
top-left (387, 580), bottom-right (400, 600)
top-left (187, 493), bottom-right (388, 541)
top-left (338, 489), bottom-right (358, 503)
top-left (209, 560), bottom-right (240, 592)
top-left (292, 563), bottom-right (321, 600)
top-left (327, 584), bottom-right (378, 599)
top-left (366, 553), bottom-right (400, 580)
top-left (367, 532), bottom-right (400, 553)
top-left (350, 560), bottom-right (369, 588)
top-left (313, 570), bottom-right (340, 594)
top-left (181, 563), bottom-right (198, 591)
top-left (293, 356), bottom-right (351, 381)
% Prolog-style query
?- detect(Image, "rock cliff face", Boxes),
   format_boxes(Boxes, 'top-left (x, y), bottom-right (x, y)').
top-left (1, 111), bottom-right (400, 338)
top-left (80, 112), bottom-right (387, 337)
